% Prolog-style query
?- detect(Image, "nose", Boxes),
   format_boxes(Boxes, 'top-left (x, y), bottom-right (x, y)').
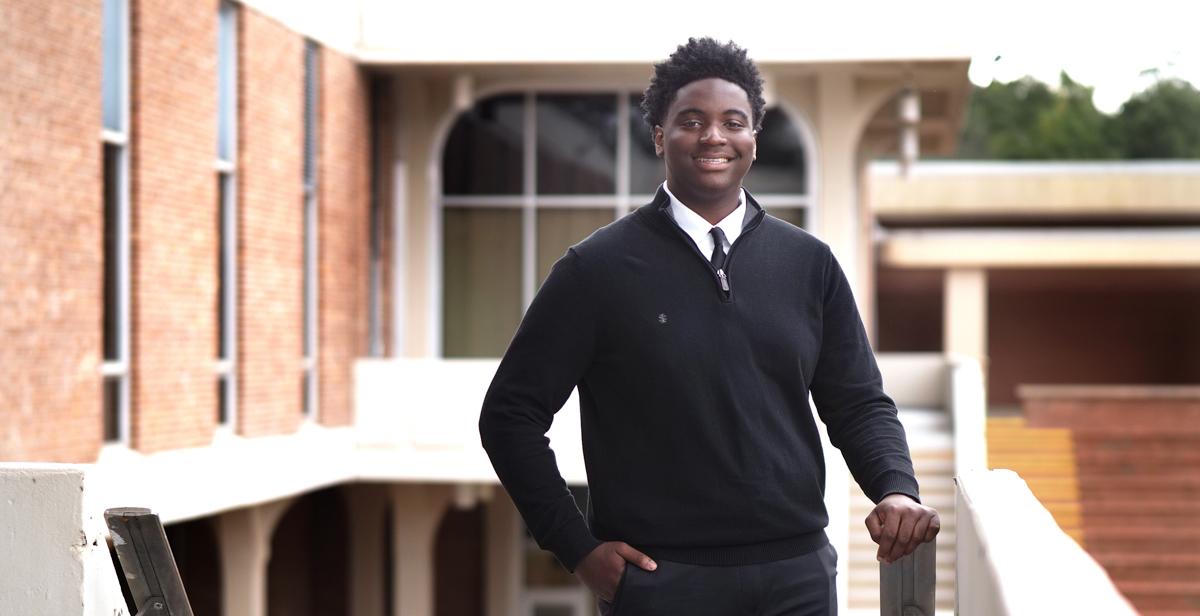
top-left (700, 123), bottom-right (727, 144)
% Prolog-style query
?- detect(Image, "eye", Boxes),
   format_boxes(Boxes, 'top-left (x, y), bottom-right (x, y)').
top-left (724, 120), bottom-right (746, 130)
top-left (681, 119), bottom-right (702, 128)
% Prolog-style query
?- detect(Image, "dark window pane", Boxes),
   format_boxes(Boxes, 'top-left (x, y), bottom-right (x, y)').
top-left (103, 144), bottom-right (120, 361)
top-left (103, 377), bottom-right (121, 441)
top-left (217, 378), bottom-right (228, 425)
top-left (771, 207), bottom-right (806, 229)
top-left (744, 108), bottom-right (807, 194)
top-left (442, 208), bottom-right (522, 357)
top-left (629, 95), bottom-right (663, 196)
top-left (536, 208), bottom-right (613, 286)
top-left (217, 175), bottom-right (228, 359)
top-left (536, 95), bottom-right (616, 194)
top-left (303, 40), bottom-right (318, 186)
top-left (443, 95), bottom-right (524, 195)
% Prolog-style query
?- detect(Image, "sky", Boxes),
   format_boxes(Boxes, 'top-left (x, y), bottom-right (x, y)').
top-left (960, 0), bottom-right (1200, 113)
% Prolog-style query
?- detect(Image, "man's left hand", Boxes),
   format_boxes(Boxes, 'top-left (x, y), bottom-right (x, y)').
top-left (865, 493), bottom-right (940, 564)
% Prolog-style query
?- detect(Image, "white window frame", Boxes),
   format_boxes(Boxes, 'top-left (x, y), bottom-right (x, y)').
top-left (437, 89), bottom-right (815, 356)
top-left (101, 0), bottom-right (131, 445)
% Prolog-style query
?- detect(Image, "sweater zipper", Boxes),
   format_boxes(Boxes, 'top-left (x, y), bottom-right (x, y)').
top-left (660, 207), bottom-right (764, 300)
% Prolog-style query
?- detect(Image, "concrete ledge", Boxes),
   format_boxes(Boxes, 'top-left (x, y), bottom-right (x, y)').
top-left (955, 469), bottom-right (1136, 615)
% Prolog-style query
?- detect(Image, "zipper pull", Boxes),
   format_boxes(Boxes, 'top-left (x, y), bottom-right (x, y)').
top-left (717, 269), bottom-right (730, 292)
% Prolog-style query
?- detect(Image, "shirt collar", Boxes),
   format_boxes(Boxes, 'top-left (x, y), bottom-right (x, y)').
top-left (662, 182), bottom-right (747, 255)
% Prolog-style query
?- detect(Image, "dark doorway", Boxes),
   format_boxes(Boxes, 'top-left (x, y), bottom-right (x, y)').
top-left (164, 517), bottom-right (222, 616)
top-left (434, 503), bottom-right (486, 616)
top-left (267, 488), bottom-right (350, 616)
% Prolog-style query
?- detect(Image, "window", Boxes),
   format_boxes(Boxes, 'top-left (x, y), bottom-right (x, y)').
top-left (302, 40), bottom-right (319, 419)
top-left (101, 0), bottom-right (130, 443)
top-left (440, 92), bottom-right (812, 358)
top-left (215, 0), bottom-right (238, 428)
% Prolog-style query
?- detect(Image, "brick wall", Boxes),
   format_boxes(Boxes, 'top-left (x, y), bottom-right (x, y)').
top-left (129, 0), bottom-right (219, 452)
top-left (317, 48), bottom-right (371, 426)
top-left (238, 9), bottom-right (304, 436)
top-left (0, 1), bottom-right (103, 462)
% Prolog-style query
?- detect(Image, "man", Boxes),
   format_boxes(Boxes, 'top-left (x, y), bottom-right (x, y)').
top-left (480, 38), bottom-right (938, 615)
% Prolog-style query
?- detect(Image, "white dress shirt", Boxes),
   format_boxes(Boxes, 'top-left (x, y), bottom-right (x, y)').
top-left (662, 182), bottom-right (747, 261)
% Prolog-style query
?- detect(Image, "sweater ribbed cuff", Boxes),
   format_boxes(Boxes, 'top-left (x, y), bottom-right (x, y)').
top-left (869, 469), bottom-right (921, 505)
top-left (545, 518), bottom-right (601, 573)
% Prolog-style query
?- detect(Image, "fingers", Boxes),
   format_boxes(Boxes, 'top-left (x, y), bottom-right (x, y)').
top-left (886, 512), bottom-right (918, 563)
top-left (925, 511), bottom-right (941, 542)
top-left (875, 507), bottom-right (901, 563)
top-left (865, 510), bottom-right (883, 544)
top-left (615, 542), bottom-right (658, 571)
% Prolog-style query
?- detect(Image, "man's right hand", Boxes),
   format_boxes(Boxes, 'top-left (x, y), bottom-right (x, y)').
top-left (574, 541), bottom-right (658, 601)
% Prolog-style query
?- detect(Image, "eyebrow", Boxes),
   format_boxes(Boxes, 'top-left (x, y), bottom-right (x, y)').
top-left (676, 107), bottom-right (751, 121)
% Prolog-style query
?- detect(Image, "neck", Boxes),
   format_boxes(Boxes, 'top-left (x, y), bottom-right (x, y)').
top-left (667, 181), bottom-right (739, 226)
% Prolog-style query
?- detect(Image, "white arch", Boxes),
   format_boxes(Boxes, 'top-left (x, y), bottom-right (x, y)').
top-left (425, 77), bottom-right (820, 358)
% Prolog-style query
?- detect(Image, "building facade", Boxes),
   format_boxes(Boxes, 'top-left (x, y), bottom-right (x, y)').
top-left (2, 1), bottom-right (981, 614)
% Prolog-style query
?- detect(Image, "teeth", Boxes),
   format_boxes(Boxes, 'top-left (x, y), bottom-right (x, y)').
top-left (698, 158), bottom-right (729, 163)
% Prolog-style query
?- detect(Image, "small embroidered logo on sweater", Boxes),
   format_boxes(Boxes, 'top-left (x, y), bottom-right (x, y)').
top-left (657, 313), bottom-right (668, 324)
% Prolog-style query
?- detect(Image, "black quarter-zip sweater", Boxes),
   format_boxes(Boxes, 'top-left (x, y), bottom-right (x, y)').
top-left (479, 187), bottom-right (920, 572)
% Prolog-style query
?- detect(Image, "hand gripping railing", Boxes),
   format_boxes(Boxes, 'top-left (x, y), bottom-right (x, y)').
top-left (879, 538), bottom-right (936, 616)
top-left (104, 508), bottom-right (195, 616)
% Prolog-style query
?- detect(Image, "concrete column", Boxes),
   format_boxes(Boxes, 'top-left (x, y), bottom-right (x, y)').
top-left (390, 483), bottom-right (452, 616)
top-left (815, 71), bottom-right (861, 284)
top-left (484, 489), bottom-right (521, 616)
top-left (943, 268), bottom-right (989, 371)
top-left (216, 498), bottom-right (293, 616)
top-left (347, 485), bottom-right (389, 616)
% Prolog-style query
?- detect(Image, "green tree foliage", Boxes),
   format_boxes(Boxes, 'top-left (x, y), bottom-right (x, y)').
top-left (957, 74), bottom-right (1200, 159)
top-left (1117, 78), bottom-right (1200, 158)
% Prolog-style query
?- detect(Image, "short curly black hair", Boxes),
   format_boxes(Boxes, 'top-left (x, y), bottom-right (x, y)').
top-left (640, 37), bottom-right (766, 132)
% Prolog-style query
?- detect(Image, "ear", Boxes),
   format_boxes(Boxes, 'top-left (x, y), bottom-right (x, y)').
top-left (751, 128), bottom-right (758, 161)
top-left (653, 126), bottom-right (664, 158)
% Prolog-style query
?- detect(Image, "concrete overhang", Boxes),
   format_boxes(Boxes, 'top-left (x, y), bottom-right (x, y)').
top-left (238, 0), bottom-right (973, 66)
top-left (879, 228), bottom-right (1200, 268)
top-left (871, 161), bottom-right (1200, 222)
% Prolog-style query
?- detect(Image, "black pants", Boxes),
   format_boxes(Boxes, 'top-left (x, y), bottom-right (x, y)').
top-left (597, 544), bottom-right (837, 616)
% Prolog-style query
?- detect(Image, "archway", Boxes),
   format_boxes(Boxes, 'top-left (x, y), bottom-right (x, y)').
top-left (266, 488), bottom-right (350, 616)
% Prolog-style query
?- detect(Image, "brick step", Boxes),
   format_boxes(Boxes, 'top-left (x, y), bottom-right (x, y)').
top-left (1084, 527), bottom-right (1200, 552)
top-left (1079, 499), bottom-right (1200, 514)
top-left (1084, 511), bottom-right (1195, 525)
top-left (1115, 580), bottom-right (1200, 611)
top-left (1096, 553), bottom-right (1200, 583)
top-left (1078, 474), bottom-right (1200, 496)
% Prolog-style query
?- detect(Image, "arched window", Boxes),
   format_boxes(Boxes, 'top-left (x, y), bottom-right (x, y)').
top-left (441, 93), bottom-right (811, 357)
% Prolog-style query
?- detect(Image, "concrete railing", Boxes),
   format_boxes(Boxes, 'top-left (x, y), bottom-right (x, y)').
top-left (948, 354), bottom-right (987, 476)
top-left (955, 469), bottom-right (1136, 615)
top-left (0, 464), bottom-right (129, 615)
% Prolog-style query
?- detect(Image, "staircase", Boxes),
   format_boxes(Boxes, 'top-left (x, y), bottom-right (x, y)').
top-left (998, 386), bottom-right (1200, 616)
top-left (847, 408), bottom-right (956, 614)
top-left (1073, 429), bottom-right (1200, 615)
top-left (986, 417), bottom-right (1083, 542)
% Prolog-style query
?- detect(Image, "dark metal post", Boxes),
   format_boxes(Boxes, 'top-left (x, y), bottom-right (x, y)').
top-left (104, 507), bottom-right (195, 616)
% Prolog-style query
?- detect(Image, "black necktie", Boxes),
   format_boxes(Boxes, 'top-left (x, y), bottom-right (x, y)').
top-left (709, 227), bottom-right (727, 270)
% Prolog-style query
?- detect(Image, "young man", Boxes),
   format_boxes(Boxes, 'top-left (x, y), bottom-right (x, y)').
top-left (480, 38), bottom-right (939, 615)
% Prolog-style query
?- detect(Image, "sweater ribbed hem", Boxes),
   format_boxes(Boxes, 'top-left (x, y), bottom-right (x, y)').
top-left (869, 470), bottom-right (922, 505)
top-left (546, 520), bottom-right (602, 573)
top-left (637, 530), bottom-right (828, 567)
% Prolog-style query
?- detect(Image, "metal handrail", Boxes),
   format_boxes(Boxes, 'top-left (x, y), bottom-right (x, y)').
top-left (104, 508), bottom-right (194, 616)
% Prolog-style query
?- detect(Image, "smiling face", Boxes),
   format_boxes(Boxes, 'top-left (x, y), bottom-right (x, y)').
top-left (654, 77), bottom-right (757, 215)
